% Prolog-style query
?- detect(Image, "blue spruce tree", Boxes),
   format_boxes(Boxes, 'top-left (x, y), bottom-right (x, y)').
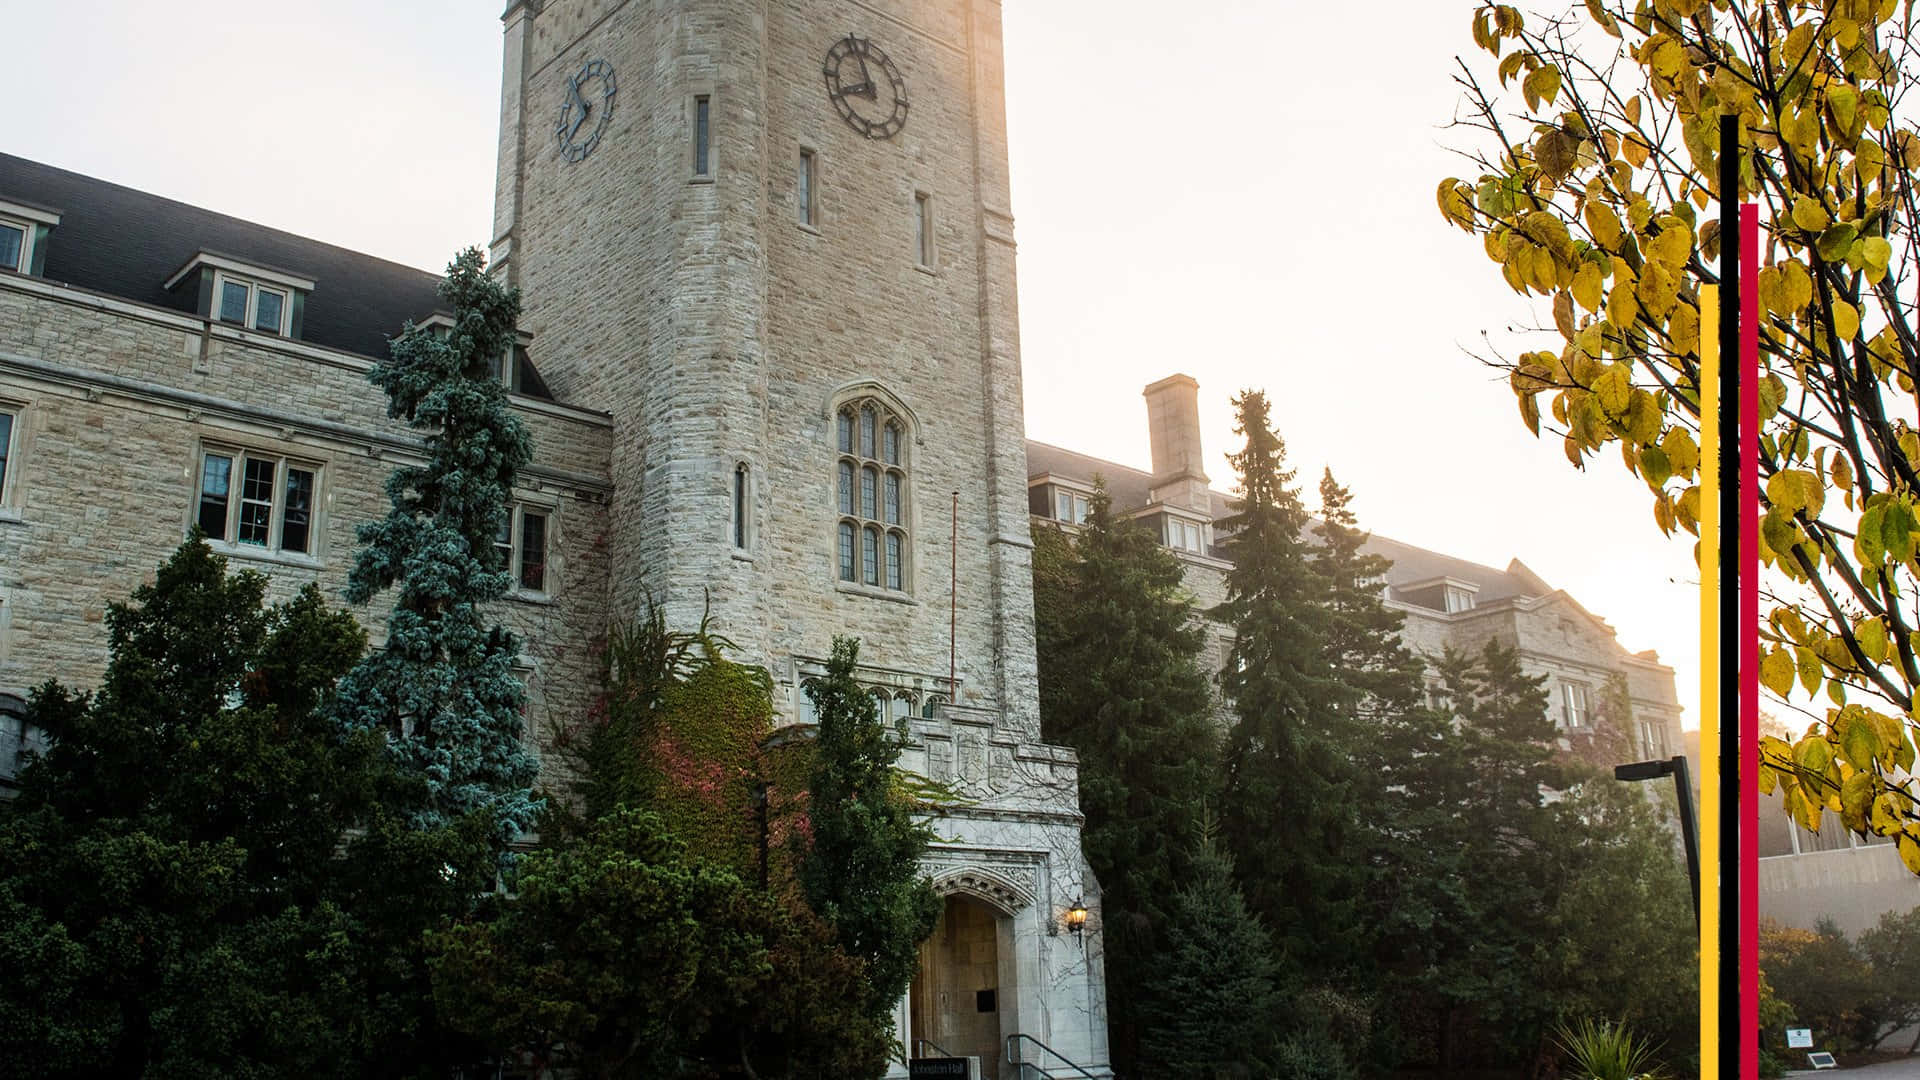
top-left (334, 248), bottom-right (539, 844)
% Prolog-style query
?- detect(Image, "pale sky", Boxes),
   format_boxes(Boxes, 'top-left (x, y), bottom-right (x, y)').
top-left (1, 1), bottom-right (1700, 729)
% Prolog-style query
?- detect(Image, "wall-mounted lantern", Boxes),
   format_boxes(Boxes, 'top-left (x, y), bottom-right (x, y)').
top-left (1064, 898), bottom-right (1089, 935)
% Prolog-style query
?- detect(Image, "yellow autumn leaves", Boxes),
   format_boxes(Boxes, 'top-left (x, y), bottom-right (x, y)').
top-left (1445, 0), bottom-right (1920, 870)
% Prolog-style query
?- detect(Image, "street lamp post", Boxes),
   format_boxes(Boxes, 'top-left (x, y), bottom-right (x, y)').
top-left (1614, 755), bottom-right (1700, 925)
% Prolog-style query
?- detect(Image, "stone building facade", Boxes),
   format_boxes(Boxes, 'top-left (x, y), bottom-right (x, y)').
top-left (0, 0), bottom-right (1110, 1075)
top-left (1025, 374), bottom-right (1689, 764)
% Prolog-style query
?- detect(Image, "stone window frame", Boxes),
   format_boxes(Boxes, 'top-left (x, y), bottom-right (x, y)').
top-left (792, 669), bottom-right (950, 728)
top-left (494, 496), bottom-right (559, 602)
top-left (0, 394), bottom-right (25, 522)
top-left (0, 691), bottom-right (42, 791)
top-left (797, 145), bottom-right (820, 231)
top-left (730, 460), bottom-right (755, 557)
top-left (912, 189), bottom-right (936, 272)
top-left (831, 388), bottom-right (916, 598)
top-left (1560, 680), bottom-right (1592, 729)
top-left (688, 89), bottom-right (716, 183)
top-left (191, 437), bottom-right (329, 568)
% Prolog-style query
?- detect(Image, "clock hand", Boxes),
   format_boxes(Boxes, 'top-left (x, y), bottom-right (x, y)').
top-left (840, 80), bottom-right (872, 98)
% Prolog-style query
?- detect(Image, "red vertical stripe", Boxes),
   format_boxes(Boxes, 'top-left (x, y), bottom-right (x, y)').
top-left (1739, 201), bottom-right (1761, 1080)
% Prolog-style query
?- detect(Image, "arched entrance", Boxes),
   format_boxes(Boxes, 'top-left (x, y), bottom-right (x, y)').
top-left (911, 893), bottom-right (1007, 1072)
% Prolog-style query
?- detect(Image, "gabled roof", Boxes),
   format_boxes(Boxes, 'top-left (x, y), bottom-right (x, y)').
top-left (0, 153), bottom-right (445, 359)
top-left (1025, 438), bottom-right (1546, 602)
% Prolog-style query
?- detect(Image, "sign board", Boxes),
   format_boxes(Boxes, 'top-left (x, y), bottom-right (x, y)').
top-left (1807, 1052), bottom-right (1839, 1070)
top-left (909, 1059), bottom-right (970, 1080)
top-left (1786, 1028), bottom-right (1814, 1048)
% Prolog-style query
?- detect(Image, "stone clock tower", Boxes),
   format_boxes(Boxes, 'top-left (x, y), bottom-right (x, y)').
top-left (490, 1), bottom-right (1110, 1074)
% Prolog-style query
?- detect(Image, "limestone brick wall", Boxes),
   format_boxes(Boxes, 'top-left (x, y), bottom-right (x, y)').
top-left (0, 278), bottom-right (613, 782)
top-left (498, 0), bottom-right (1040, 736)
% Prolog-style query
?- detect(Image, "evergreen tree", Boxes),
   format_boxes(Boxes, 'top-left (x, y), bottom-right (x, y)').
top-left (1211, 391), bottom-right (1364, 982)
top-left (428, 807), bottom-right (773, 1078)
top-left (801, 637), bottom-right (940, 1031)
top-left (1135, 819), bottom-right (1280, 1079)
top-left (1311, 469), bottom-right (1427, 728)
top-left (1031, 481), bottom-right (1220, 1074)
top-left (332, 246), bottom-right (539, 845)
top-left (1374, 640), bottom-right (1565, 1071)
top-left (0, 540), bottom-right (379, 1078)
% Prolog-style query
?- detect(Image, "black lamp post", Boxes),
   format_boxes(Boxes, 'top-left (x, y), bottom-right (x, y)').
top-left (1614, 755), bottom-right (1700, 925)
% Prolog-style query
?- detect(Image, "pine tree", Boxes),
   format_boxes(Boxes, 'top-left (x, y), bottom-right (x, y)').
top-left (1211, 391), bottom-right (1363, 982)
top-left (332, 247), bottom-right (539, 844)
top-left (1032, 481), bottom-right (1220, 1074)
top-left (800, 637), bottom-right (940, 1032)
top-left (1136, 819), bottom-right (1280, 1079)
top-left (0, 540), bottom-right (379, 1078)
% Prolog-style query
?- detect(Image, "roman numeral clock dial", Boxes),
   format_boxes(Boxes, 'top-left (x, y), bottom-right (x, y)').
top-left (824, 34), bottom-right (908, 139)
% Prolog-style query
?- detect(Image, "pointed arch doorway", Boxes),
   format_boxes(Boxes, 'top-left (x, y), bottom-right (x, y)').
top-left (909, 869), bottom-right (1033, 1077)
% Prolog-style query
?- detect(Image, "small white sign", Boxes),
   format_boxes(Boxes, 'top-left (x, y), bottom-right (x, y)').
top-left (1808, 1051), bottom-right (1839, 1070)
top-left (1787, 1028), bottom-right (1814, 1049)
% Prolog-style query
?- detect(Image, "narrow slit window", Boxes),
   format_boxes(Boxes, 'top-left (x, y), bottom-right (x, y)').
top-left (862, 526), bottom-right (880, 586)
top-left (733, 464), bottom-right (748, 549)
top-left (839, 461), bottom-right (855, 515)
top-left (837, 409), bottom-right (854, 453)
top-left (693, 95), bottom-right (711, 176)
top-left (885, 532), bottom-right (902, 590)
top-left (839, 522), bottom-right (857, 581)
top-left (914, 193), bottom-right (933, 266)
top-left (861, 466), bottom-right (878, 520)
top-left (884, 472), bottom-right (900, 525)
top-left (798, 150), bottom-right (815, 226)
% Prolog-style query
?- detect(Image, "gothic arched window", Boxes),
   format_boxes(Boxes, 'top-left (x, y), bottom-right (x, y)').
top-left (835, 397), bottom-right (909, 591)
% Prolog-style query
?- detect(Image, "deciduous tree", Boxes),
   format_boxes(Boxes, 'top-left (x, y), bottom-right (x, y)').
top-left (1440, 0), bottom-right (1920, 857)
top-left (0, 540), bottom-right (379, 1078)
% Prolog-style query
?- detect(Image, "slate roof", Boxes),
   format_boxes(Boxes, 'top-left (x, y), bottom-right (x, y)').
top-left (0, 153), bottom-right (446, 360)
top-left (1025, 438), bottom-right (1549, 603)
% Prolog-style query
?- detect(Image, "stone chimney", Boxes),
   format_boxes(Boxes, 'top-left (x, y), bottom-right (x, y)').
top-left (1143, 373), bottom-right (1212, 513)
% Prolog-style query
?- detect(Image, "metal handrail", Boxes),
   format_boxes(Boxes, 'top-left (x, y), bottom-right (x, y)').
top-left (914, 1038), bottom-right (960, 1060)
top-left (1005, 1033), bottom-right (1097, 1080)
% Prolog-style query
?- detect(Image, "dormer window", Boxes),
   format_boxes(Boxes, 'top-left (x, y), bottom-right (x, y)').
top-left (0, 197), bottom-right (61, 276)
top-left (417, 316), bottom-right (551, 399)
top-left (164, 252), bottom-right (313, 339)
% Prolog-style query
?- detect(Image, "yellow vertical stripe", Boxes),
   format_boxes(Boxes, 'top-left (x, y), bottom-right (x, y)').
top-left (1699, 283), bottom-right (1720, 1080)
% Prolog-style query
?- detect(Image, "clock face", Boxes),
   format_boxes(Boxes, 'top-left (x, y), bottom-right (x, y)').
top-left (823, 35), bottom-right (908, 140)
top-left (556, 59), bottom-right (616, 162)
